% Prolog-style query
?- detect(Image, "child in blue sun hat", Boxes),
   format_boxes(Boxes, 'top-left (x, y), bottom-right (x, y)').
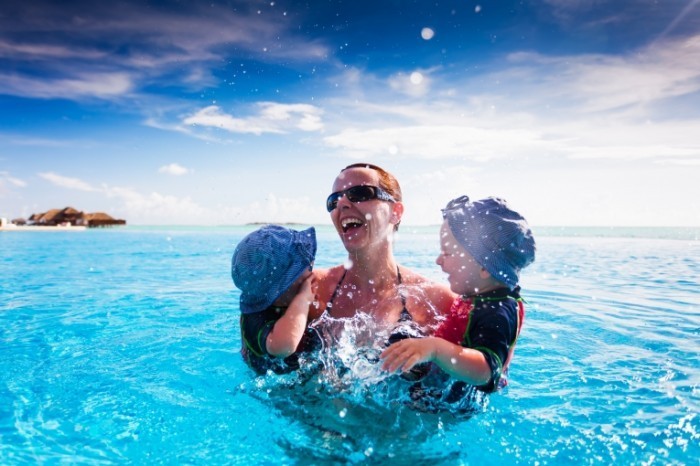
top-left (381, 195), bottom-right (536, 393)
top-left (231, 224), bottom-right (318, 375)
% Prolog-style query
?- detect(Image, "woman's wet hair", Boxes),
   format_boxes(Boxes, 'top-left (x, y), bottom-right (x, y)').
top-left (341, 163), bottom-right (402, 230)
top-left (341, 163), bottom-right (403, 202)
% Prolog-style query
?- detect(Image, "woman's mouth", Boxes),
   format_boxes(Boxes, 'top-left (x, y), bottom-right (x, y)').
top-left (341, 217), bottom-right (364, 233)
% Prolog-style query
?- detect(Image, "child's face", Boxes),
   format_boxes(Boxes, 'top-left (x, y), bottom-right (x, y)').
top-left (436, 220), bottom-right (487, 296)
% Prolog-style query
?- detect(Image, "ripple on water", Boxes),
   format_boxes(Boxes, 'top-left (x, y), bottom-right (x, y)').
top-left (1, 230), bottom-right (699, 464)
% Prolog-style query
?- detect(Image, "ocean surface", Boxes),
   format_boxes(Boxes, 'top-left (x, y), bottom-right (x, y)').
top-left (1, 225), bottom-right (698, 465)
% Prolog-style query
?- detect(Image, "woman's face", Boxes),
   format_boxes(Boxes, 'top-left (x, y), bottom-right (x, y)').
top-left (329, 167), bottom-right (401, 252)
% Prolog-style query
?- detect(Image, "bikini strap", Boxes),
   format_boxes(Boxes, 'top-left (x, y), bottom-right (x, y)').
top-left (396, 265), bottom-right (412, 322)
top-left (326, 266), bottom-right (411, 320)
top-left (325, 269), bottom-right (347, 315)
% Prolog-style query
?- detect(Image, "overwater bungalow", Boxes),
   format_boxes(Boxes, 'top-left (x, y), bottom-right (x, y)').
top-left (25, 207), bottom-right (126, 228)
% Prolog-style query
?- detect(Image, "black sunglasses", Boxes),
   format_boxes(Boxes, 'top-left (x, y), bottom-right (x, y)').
top-left (326, 185), bottom-right (396, 212)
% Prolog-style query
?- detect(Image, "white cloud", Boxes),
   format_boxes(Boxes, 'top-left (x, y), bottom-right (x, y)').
top-left (0, 133), bottom-right (94, 148)
top-left (102, 185), bottom-right (319, 225)
top-left (38, 172), bottom-right (97, 191)
top-left (183, 105), bottom-right (281, 135)
top-left (243, 193), bottom-right (321, 225)
top-left (0, 171), bottom-right (27, 188)
top-left (180, 103), bottom-right (324, 136)
top-left (158, 163), bottom-right (190, 176)
top-left (104, 186), bottom-right (211, 224)
top-left (655, 158), bottom-right (700, 166)
top-left (142, 117), bottom-right (229, 143)
top-left (258, 103), bottom-right (325, 132)
top-left (388, 69), bottom-right (433, 97)
top-left (0, 40), bottom-right (107, 60)
top-left (323, 125), bottom-right (551, 160)
top-left (0, 72), bottom-right (133, 99)
top-left (501, 34), bottom-right (700, 115)
top-left (399, 166), bottom-right (483, 226)
top-left (317, 34), bottom-right (700, 164)
top-left (0, 2), bottom-right (331, 100)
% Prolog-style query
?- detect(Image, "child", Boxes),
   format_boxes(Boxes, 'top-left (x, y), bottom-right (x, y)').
top-left (231, 225), bottom-right (318, 375)
top-left (381, 196), bottom-right (536, 392)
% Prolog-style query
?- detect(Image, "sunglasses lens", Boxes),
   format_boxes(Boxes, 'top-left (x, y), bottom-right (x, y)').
top-left (346, 186), bottom-right (376, 202)
top-left (326, 186), bottom-right (390, 212)
top-left (326, 193), bottom-right (341, 212)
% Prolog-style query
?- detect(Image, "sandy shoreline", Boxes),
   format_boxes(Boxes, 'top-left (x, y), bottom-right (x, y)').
top-left (0, 225), bottom-right (87, 232)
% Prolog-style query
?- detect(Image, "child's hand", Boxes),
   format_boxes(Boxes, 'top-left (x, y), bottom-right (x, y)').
top-left (380, 337), bottom-right (436, 374)
top-left (297, 274), bottom-right (319, 309)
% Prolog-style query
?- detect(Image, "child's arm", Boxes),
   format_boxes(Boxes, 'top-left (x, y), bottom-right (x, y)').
top-left (265, 275), bottom-right (315, 358)
top-left (380, 336), bottom-right (492, 386)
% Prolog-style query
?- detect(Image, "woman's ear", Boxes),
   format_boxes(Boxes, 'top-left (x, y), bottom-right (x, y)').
top-left (390, 202), bottom-right (404, 225)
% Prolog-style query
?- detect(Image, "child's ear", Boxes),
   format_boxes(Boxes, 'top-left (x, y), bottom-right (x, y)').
top-left (479, 267), bottom-right (491, 279)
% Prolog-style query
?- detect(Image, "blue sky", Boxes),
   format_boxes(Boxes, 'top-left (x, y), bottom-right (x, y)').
top-left (1, 0), bottom-right (699, 226)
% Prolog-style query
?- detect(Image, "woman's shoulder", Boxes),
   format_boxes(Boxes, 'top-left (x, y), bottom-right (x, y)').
top-left (314, 265), bottom-right (345, 283)
top-left (399, 266), bottom-right (456, 306)
top-left (312, 265), bottom-right (346, 298)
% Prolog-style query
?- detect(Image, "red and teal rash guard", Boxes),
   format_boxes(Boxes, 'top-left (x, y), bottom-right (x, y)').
top-left (434, 286), bottom-right (525, 392)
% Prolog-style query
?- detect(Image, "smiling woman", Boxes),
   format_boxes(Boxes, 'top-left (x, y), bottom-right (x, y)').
top-left (313, 163), bottom-right (454, 338)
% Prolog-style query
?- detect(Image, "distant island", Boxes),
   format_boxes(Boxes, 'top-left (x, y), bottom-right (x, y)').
top-left (245, 222), bottom-right (309, 226)
top-left (2, 206), bottom-right (126, 229)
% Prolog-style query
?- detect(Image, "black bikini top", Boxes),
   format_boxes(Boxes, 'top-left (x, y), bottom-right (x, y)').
top-left (324, 265), bottom-right (412, 322)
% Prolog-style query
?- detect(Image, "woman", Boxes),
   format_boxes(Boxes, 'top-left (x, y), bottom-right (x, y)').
top-left (313, 163), bottom-right (455, 338)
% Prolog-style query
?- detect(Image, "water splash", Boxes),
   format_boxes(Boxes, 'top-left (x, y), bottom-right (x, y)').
top-left (238, 311), bottom-right (488, 461)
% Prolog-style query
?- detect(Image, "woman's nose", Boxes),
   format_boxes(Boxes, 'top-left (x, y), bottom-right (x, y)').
top-left (336, 193), bottom-right (352, 209)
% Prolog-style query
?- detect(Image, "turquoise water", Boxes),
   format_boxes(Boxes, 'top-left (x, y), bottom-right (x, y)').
top-left (1, 226), bottom-right (698, 465)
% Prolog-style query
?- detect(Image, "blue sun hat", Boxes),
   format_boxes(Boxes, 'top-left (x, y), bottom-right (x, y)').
top-left (231, 225), bottom-right (317, 314)
top-left (442, 196), bottom-right (536, 289)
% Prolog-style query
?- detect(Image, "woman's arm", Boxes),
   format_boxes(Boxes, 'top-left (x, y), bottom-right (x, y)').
top-left (380, 336), bottom-right (491, 386)
top-left (265, 275), bottom-right (315, 358)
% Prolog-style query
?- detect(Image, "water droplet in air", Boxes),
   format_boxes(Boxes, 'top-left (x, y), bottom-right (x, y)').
top-left (421, 27), bottom-right (435, 40)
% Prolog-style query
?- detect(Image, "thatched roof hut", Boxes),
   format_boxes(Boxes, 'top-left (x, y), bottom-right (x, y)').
top-left (83, 212), bottom-right (126, 227)
top-left (27, 207), bottom-right (126, 228)
top-left (36, 209), bottom-right (62, 225)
